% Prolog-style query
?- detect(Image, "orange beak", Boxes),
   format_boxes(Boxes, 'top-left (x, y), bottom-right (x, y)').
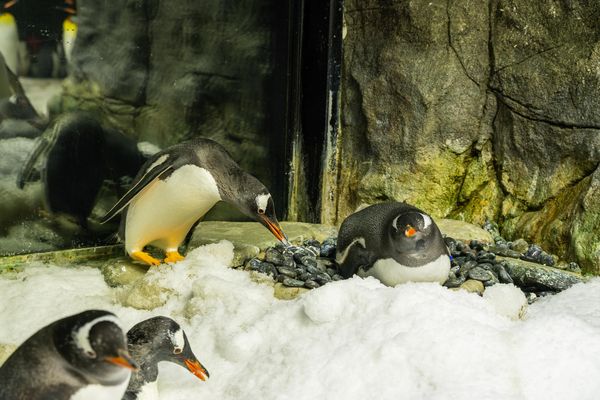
top-left (261, 216), bottom-right (289, 246)
top-left (184, 358), bottom-right (210, 381)
top-left (4, 0), bottom-right (17, 9)
top-left (104, 353), bottom-right (139, 371)
top-left (405, 226), bottom-right (417, 238)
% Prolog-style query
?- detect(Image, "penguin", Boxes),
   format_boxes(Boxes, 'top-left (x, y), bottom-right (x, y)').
top-left (336, 202), bottom-right (451, 286)
top-left (0, 310), bottom-right (138, 400)
top-left (0, 3), bottom-right (19, 75)
top-left (62, 13), bottom-right (76, 66)
top-left (16, 112), bottom-right (146, 228)
top-left (101, 137), bottom-right (288, 266)
top-left (123, 316), bottom-right (209, 400)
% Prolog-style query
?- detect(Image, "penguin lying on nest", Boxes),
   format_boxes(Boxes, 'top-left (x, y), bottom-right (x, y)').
top-left (336, 202), bottom-right (450, 286)
top-left (101, 137), bottom-right (288, 266)
top-left (124, 316), bottom-right (208, 400)
top-left (0, 310), bottom-right (138, 400)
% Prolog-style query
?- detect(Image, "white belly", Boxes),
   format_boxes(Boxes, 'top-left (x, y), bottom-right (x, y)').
top-left (125, 165), bottom-right (221, 253)
top-left (359, 254), bottom-right (451, 286)
top-left (71, 378), bottom-right (129, 400)
top-left (0, 19), bottom-right (19, 73)
top-left (135, 381), bottom-right (159, 400)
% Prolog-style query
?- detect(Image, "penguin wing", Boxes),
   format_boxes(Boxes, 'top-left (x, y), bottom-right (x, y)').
top-left (100, 155), bottom-right (176, 223)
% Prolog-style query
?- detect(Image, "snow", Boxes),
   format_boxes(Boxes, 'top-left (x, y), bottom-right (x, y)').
top-left (1, 241), bottom-right (600, 400)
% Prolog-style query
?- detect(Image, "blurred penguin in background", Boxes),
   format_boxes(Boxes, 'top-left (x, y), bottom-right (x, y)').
top-left (0, 1), bottom-right (20, 74)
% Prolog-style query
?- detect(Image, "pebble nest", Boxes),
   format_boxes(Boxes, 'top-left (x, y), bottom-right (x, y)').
top-left (244, 222), bottom-right (581, 303)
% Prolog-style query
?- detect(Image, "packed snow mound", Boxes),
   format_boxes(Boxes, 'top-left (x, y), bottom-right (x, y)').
top-left (1, 241), bottom-right (600, 400)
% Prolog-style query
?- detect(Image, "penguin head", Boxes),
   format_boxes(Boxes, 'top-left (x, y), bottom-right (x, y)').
top-left (54, 310), bottom-right (137, 385)
top-left (229, 175), bottom-right (288, 246)
top-left (127, 316), bottom-right (209, 381)
top-left (390, 211), bottom-right (436, 256)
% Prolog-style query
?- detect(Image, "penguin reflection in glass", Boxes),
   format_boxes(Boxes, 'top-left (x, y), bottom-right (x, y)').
top-left (0, 310), bottom-right (138, 400)
top-left (336, 202), bottom-right (450, 286)
top-left (124, 316), bottom-right (209, 400)
top-left (102, 137), bottom-right (288, 266)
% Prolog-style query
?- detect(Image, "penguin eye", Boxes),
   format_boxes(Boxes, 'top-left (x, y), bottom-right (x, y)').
top-left (173, 347), bottom-right (183, 355)
top-left (258, 208), bottom-right (265, 215)
top-left (85, 350), bottom-right (96, 358)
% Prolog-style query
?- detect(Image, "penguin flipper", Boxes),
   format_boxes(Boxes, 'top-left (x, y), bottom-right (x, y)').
top-left (100, 159), bottom-right (175, 224)
top-left (16, 135), bottom-right (52, 188)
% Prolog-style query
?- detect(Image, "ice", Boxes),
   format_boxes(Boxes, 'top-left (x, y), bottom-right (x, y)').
top-left (1, 241), bottom-right (600, 400)
top-left (483, 283), bottom-right (527, 320)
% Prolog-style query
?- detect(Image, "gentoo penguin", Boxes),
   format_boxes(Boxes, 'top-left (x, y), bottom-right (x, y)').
top-left (101, 137), bottom-right (288, 266)
top-left (336, 202), bottom-right (450, 286)
top-left (0, 4), bottom-right (19, 74)
top-left (0, 310), bottom-right (138, 400)
top-left (123, 316), bottom-right (209, 400)
top-left (16, 112), bottom-right (146, 228)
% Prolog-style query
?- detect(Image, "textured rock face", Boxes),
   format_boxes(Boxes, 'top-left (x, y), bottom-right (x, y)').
top-left (341, 0), bottom-right (600, 273)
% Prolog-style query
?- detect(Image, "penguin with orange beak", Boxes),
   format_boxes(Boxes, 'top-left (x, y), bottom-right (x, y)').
top-left (0, 310), bottom-right (138, 400)
top-left (123, 316), bottom-right (209, 400)
top-left (101, 137), bottom-right (288, 266)
top-left (336, 202), bottom-right (450, 286)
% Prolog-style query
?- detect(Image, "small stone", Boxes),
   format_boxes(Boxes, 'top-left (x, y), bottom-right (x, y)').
top-left (457, 279), bottom-right (484, 295)
top-left (283, 277), bottom-right (305, 287)
top-left (482, 272), bottom-right (499, 287)
top-left (265, 248), bottom-right (285, 265)
top-left (443, 272), bottom-right (466, 288)
top-left (478, 263), bottom-right (494, 271)
top-left (298, 271), bottom-right (311, 281)
top-left (315, 273), bottom-right (331, 284)
top-left (326, 268), bottom-right (337, 277)
top-left (567, 262), bottom-right (581, 273)
top-left (469, 240), bottom-right (484, 251)
top-left (468, 266), bottom-right (494, 282)
top-left (332, 274), bottom-right (344, 281)
top-left (277, 266), bottom-right (297, 278)
top-left (304, 280), bottom-right (320, 289)
top-left (526, 292), bottom-right (537, 304)
top-left (477, 252), bottom-right (496, 262)
top-left (303, 239), bottom-right (321, 248)
top-left (487, 245), bottom-right (521, 258)
top-left (492, 263), bottom-right (513, 284)
top-left (459, 260), bottom-right (478, 276)
top-left (511, 238), bottom-right (529, 254)
top-left (295, 254), bottom-right (317, 269)
top-left (453, 256), bottom-right (467, 266)
top-left (305, 264), bottom-right (320, 275)
top-left (245, 258), bottom-right (263, 271)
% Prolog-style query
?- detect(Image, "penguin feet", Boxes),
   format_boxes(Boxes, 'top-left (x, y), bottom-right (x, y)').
top-left (164, 250), bottom-right (185, 264)
top-left (131, 251), bottom-right (161, 266)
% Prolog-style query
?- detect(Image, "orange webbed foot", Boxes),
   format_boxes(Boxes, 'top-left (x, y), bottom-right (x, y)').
top-left (164, 250), bottom-right (185, 264)
top-left (130, 250), bottom-right (161, 266)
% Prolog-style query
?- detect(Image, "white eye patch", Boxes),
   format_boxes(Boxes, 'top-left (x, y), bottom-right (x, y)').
top-left (255, 193), bottom-right (271, 212)
top-left (169, 328), bottom-right (185, 352)
top-left (73, 315), bottom-right (122, 356)
top-left (421, 213), bottom-right (432, 229)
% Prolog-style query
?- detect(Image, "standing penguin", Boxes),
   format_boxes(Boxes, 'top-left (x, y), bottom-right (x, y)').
top-left (123, 316), bottom-right (209, 400)
top-left (101, 137), bottom-right (288, 266)
top-left (0, 4), bottom-right (19, 74)
top-left (0, 310), bottom-right (138, 400)
top-left (336, 202), bottom-right (450, 286)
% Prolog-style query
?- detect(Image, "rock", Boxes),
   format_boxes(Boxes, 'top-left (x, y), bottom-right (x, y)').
top-left (436, 220), bottom-right (494, 244)
top-left (443, 272), bottom-right (466, 288)
top-left (121, 278), bottom-right (173, 310)
top-left (100, 257), bottom-right (147, 287)
top-left (455, 279), bottom-right (485, 295)
top-left (499, 256), bottom-right (584, 292)
top-left (468, 267), bottom-right (494, 282)
top-left (511, 239), bottom-right (529, 254)
top-left (487, 245), bottom-right (521, 259)
top-left (273, 282), bottom-right (309, 300)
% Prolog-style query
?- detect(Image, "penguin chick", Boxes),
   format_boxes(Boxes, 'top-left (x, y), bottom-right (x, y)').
top-left (123, 316), bottom-right (209, 400)
top-left (101, 137), bottom-right (288, 266)
top-left (336, 202), bottom-right (450, 286)
top-left (0, 310), bottom-right (138, 400)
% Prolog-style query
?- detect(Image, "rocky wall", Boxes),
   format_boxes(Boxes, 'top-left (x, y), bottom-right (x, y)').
top-left (341, 0), bottom-right (600, 273)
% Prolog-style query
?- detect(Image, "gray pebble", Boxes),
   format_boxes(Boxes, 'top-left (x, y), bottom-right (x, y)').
top-left (283, 278), bottom-right (305, 287)
top-left (492, 263), bottom-right (513, 284)
top-left (444, 273), bottom-right (466, 288)
top-left (277, 266), bottom-right (297, 278)
top-left (304, 280), bottom-right (320, 289)
top-left (326, 268), bottom-right (337, 277)
top-left (468, 266), bottom-right (494, 282)
top-left (332, 274), bottom-right (344, 281)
